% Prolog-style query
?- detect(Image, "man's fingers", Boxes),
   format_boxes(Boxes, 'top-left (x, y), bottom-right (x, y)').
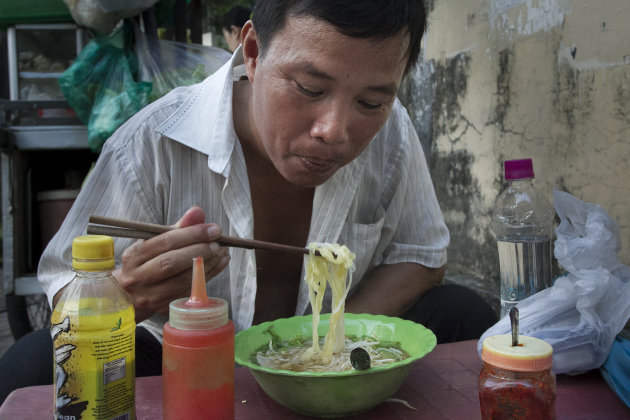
top-left (204, 253), bottom-right (231, 280)
top-left (129, 272), bottom-right (191, 314)
top-left (134, 240), bottom-right (226, 281)
top-left (128, 251), bottom-right (230, 316)
top-left (175, 206), bottom-right (206, 228)
top-left (124, 223), bottom-right (223, 264)
top-left (116, 207), bottom-right (230, 319)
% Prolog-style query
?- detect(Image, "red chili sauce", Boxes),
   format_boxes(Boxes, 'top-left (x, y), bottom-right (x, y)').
top-left (478, 361), bottom-right (556, 420)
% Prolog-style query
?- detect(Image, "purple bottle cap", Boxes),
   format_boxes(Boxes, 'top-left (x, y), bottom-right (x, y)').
top-left (504, 159), bottom-right (534, 180)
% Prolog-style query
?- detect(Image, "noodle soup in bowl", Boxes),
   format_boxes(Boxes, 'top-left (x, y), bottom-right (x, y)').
top-left (235, 313), bottom-right (437, 418)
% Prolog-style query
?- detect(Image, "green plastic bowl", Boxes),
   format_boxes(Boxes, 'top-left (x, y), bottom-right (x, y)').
top-left (235, 313), bottom-right (437, 418)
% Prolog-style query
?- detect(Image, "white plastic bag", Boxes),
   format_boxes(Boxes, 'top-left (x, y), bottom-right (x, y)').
top-left (64, 0), bottom-right (159, 34)
top-left (132, 21), bottom-right (232, 103)
top-left (477, 190), bottom-right (630, 375)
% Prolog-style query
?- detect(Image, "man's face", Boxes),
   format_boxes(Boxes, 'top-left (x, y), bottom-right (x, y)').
top-left (222, 26), bottom-right (241, 53)
top-left (242, 15), bottom-right (409, 187)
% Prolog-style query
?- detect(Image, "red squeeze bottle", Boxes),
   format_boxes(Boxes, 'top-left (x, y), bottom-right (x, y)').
top-left (162, 257), bottom-right (235, 419)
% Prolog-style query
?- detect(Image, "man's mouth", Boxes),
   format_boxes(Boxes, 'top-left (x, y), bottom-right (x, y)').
top-left (300, 156), bottom-right (336, 174)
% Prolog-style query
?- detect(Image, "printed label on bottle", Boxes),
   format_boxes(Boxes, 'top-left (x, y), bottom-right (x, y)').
top-left (51, 300), bottom-right (135, 420)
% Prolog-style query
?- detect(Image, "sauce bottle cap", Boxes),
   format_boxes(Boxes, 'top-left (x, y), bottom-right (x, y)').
top-left (168, 257), bottom-right (228, 330)
top-left (482, 334), bottom-right (553, 372)
top-left (72, 235), bottom-right (115, 270)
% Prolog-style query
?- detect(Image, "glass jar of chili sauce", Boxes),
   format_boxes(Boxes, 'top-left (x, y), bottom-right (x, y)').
top-left (479, 334), bottom-right (556, 420)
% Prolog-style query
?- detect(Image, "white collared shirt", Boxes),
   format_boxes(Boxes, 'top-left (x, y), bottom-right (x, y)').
top-left (38, 48), bottom-right (449, 339)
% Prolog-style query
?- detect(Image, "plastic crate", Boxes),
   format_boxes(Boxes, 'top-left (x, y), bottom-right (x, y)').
top-left (0, 1), bottom-right (73, 28)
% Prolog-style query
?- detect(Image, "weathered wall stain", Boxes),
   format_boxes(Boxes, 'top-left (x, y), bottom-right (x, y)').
top-left (492, 49), bottom-right (513, 131)
top-left (553, 55), bottom-right (594, 135)
top-left (614, 72), bottom-right (630, 124)
top-left (431, 53), bottom-right (479, 144)
top-left (428, 52), bottom-right (499, 300)
top-left (399, 60), bottom-right (435, 162)
top-left (490, 0), bottom-right (571, 35)
top-left (396, 0), bottom-right (437, 162)
top-left (399, 0), bottom-right (630, 309)
top-left (431, 150), bottom-right (498, 287)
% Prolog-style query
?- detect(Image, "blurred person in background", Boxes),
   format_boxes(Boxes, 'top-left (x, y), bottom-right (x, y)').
top-left (222, 5), bottom-right (251, 52)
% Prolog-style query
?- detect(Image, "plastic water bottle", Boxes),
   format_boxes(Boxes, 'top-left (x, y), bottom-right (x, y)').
top-left (51, 235), bottom-right (136, 419)
top-left (491, 159), bottom-right (555, 318)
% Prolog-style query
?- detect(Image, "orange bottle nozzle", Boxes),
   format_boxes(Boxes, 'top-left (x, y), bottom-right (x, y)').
top-left (187, 256), bottom-right (210, 307)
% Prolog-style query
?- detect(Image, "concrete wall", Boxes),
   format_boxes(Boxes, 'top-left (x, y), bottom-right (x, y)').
top-left (399, 0), bottom-right (630, 301)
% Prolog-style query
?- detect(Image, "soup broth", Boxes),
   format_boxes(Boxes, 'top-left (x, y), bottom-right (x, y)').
top-left (255, 335), bottom-right (409, 372)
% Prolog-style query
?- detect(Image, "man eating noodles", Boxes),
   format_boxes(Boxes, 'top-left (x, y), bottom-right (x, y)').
top-left (0, 0), bottom-right (496, 401)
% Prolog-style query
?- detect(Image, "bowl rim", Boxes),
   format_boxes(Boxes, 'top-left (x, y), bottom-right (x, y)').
top-left (235, 313), bottom-right (437, 378)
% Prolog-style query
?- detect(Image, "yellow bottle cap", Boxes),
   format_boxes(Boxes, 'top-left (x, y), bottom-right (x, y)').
top-left (482, 334), bottom-right (553, 372)
top-left (72, 235), bottom-right (115, 270)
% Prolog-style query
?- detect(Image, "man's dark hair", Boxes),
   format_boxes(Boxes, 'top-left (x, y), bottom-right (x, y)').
top-left (222, 6), bottom-right (252, 31)
top-left (251, 0), bottom-right (427, 75)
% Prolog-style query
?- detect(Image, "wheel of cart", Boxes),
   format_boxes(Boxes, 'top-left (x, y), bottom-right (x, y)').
top-left (6, 292), bottom-right (51, 339)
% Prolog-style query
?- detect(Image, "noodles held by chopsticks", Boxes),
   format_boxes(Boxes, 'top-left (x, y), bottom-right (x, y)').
top-left (303, 243), bottom-right (355, 363)
top-left (255, 242), bottom-right (409, 372)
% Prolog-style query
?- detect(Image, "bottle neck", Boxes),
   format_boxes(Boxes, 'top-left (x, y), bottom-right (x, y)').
top-left (73, 268), bottom-right (113, 279)
top-left (169, 297), bottom-right (229, 330)
top-left (507, 177), bottom-right (534, 186)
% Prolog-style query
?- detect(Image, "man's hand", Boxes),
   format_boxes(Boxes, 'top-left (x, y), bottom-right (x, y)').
top-left (113, 206), bottom-right (230, 322)
top-left (345, 263), bottom-right (445, 317)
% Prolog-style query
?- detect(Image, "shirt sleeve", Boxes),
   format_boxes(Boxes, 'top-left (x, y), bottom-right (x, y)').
top-left (379, 105), bottom-right (450, 268)
top-left (37, 120), bottom-right (160, 309)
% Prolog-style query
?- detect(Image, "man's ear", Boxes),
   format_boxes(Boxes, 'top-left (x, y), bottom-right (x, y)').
top-left (241, 21), bottom-right (258, 84)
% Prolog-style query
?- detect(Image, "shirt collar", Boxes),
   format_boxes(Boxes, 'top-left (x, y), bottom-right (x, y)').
top-left (156, 47), bottom-right (245, 177)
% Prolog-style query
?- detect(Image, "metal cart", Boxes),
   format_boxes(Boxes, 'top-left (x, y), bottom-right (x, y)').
top-left (1, 22), bottom-right (95, 339)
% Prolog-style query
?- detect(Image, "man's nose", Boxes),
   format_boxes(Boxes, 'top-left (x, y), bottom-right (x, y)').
top-left (310, 100), bottom-right (350, 145)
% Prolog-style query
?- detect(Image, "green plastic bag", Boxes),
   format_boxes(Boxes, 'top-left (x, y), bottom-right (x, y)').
top-left (60, 19), bottom-right (231, 153)
top-left (59, 21), bottom-right (151, 153)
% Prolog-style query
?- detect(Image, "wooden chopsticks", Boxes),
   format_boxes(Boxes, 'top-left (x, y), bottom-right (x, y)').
top-left (87, 215), bottom-right (315, 256)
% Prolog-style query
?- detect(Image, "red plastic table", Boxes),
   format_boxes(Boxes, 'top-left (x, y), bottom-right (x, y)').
top-left (1, 340), bottom-right (628, 419)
